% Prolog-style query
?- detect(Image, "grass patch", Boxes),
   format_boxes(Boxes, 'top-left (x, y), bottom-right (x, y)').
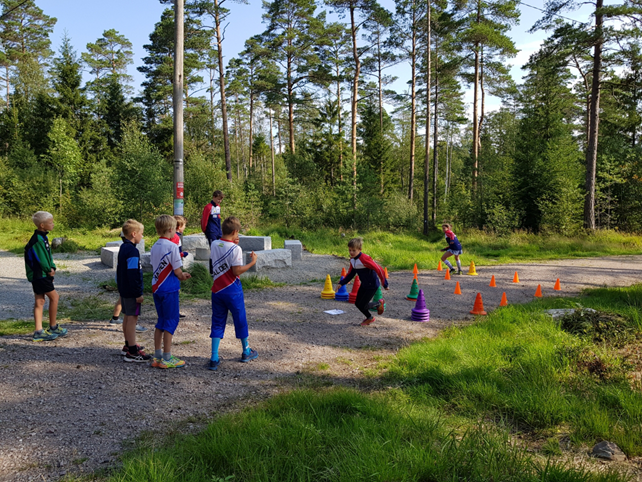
top-left (60, 296), bottom-right (115, 321)
top-left (241, 274), bottom-right (286, 290)
top-left (0, 319), bottom-right (33, 336)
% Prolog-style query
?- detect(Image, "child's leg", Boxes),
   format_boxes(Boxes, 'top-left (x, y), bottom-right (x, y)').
top-left (454, 255), bottom-right (462, 271)
top-left (355, 287), bottom-right (378, 320)
top-left (45, 290), bottom-right (59, 328)
top-left (113, 297), bottom-right (122, 323)
top-left (210, 292), bottom-right (229, 361)
top-left (162, 331), bottom-right (173, 359)
top-left (154, 328), bottom-right (163, 358)
top-left (124, 315), bottom-right (137, 350)
top-left (33, 293), bottom-right (45, 332)
top-left (441, 251), bottom-right (454, 270)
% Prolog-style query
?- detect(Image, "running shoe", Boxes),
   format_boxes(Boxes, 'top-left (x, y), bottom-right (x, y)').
top-left (241, 348), bottom-right (258, 363)
top-left (377, 298), bottom-right (385, 315)
top-left (449, 268), bottom-right (456, 274)
top-left (123, 349), bottom-right (152, 363)
top-left (135, 324), bottom-right (148, 333)
top-left (457, 270), bottom-right (463, 275)
top-left (151, 357), bottom-right (163, 368)
top-left (48, 325), bottom-right (68, 337)
top-left (33, 330), bottom-right (58, 342)
top-left (360, 317), bottom-right (375, 326)
top-left (207, 359), bottom-right (220, 371)
top-left (121, 344), bottom-right (145, 356)
top-left (109, 317), bottom-right (123, 325)
top-left (158, 355), bottom-right (186, 369)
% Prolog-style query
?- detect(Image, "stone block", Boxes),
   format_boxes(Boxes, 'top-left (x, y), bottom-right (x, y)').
top-left (238, 235), bottom-right (271, 252)
top-left (105, 240), bottom-right (123, 248)
top-left (195, 247), bottom-right (210, 261)
top-left (100, 247), bottom-right (119, 269)
top-left (140, 253), bottom-right (152, 273)
top-left (245, 248), bottom-right (291, 272)
top-left (182, 253), bottom-right (195, 271)
top-left (183, 234), bottom-right (210, 252)
top-left (283, 240), bottom-right (303, 261)
top-left (136, 238), bottom-right (145, 254)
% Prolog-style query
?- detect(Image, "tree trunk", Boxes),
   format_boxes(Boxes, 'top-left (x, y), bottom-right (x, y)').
top-left (337, 69), bottom-right (343, 182)
top-left (408, 0), bottom-right (417, 201)
top-left (270, 109), bottom-right (276, 196)
top-left (287, 35), bottom-right (296, 155)
top-left (423, 0), bottom-right (431, 235)
top-left (350, 6), bottom-right (360, 211)
top-left (209, 64), bottom-right (217, 161)
top-left (478, 45), bottom-right (485, 156)
top-left (472, 3), bottom-right (481, 191)
top-left (584, 0), bottom-right (603, 231)
top-left (249, 90), bottom-right (254, 169)
top-left (214, 0), bottom-right (232, 181)
top-left (432, 50), bottom-right (439, 227)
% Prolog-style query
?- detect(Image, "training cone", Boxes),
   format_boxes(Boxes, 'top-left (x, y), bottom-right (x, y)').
top-left (444, 269), bottom-right (451, 281)
top-left (437, 260), bottom-right (443, 271)
top-left (372, 285), bottom-right (386, 311)
top-left (489, 275), bottom-right (496, 287)
top-left (413, 263), bottom-right (418, 276)
top-left (468, 261), bottom-right (478, 276)
top-left (407, 278), bottom-right (420, 300)
top-left (348, 275), bottom-right (361, 304)
top-left (411, 289), bottom-right (430, 322)
top-left (534, 284), bottom-right (543, 298)
top-left (321, 274), bottom-right (336, 299)
top-left (384, 267), bottom-right (389, 279)
top-left (499, 292), bottom-right (508, 307)
top-left (470, 292), bottom-right (487, 315)
top-left (341, 267), bottom-right (347, 279)
top-left (454, 281), bottom-right (462, 295)
top-left (513, 271), bottom-right (520, 283)
top-left (554, 278), bottom-right (561, 291)
top-left (335, 278), bottom-right (350, 301)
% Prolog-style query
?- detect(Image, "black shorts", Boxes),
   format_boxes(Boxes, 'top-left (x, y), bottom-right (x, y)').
top-left (32, 277), bottom-right (55, 295)
top-left (121, 297), bottom-right (141, 316)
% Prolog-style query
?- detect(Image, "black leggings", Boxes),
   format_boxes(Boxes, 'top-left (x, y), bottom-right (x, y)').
top-left (355, 287), bottom-right (378, 319)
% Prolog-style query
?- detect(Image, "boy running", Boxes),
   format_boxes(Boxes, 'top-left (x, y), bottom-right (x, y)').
top-left (440, 223), bottom-right (463, 275)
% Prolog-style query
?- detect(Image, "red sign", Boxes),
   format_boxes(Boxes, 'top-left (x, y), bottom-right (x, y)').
top-left (176, 182), bottom-right (184, 199)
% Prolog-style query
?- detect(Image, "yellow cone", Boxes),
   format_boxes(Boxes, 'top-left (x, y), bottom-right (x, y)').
top-left (321, 274), bottom-right (335, 299)
top-left (468, 261), bottom-right (478, 276)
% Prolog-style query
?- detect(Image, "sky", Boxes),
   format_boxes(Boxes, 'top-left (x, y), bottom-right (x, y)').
top-left (35, 0), bottom-right (597, 114)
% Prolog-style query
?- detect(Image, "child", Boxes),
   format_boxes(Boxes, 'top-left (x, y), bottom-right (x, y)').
top-left (24, 211), bottom-right (68, 342)
top-left (337, 237), bottom-right (388, 326)
top-left (171, 215), bottom-right (188, 258)
top-left (440, 223), bottom-right (463, 275)
top-left (150, 215), bottom-right (192, 369)
top-left (201, 190), bottom-right (223, 247)
top-left (116, 219), bottom-right (150, 362)
top-left (208, 216), bottom-right (258, 371)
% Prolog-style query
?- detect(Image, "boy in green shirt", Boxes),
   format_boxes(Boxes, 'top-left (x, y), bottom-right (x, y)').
top-left (24, 211), bottom-right (68, 342)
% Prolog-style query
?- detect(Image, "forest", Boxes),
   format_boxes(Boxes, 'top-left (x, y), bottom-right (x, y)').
top-left (0, 0), bottom-right (640, 234)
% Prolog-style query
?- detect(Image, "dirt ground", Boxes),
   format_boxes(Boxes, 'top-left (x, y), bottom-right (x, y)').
top-left (1, 255), bottom-right (641, 481)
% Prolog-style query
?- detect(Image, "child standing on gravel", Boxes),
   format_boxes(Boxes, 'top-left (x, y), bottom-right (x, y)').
top-left (440, 223), bottom-right (463, 275)
top-left (150, 215), bottom-right (191, 369)
top-left (171, 215), bottom-right (188, 258)
top-left (24, 211), bottom-right (68, 342)
top-left (337, 237), bottom-right (388, 326)
top-left (207, 216), bottom-right (258, 371)
top-left (116, 219), bottom-right (150, 362)
top-left (201, 190), bottom-right (223, 247)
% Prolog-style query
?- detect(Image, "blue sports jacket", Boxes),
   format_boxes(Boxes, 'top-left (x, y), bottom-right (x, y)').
top-left (116, 239), bottom-right (143, 298)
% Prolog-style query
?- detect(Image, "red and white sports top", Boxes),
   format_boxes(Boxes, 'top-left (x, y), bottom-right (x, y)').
top-left (210, 239), bottom-right (243, 293)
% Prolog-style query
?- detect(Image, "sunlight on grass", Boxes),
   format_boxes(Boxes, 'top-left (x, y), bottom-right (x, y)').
top-left (0, 319), bottom-right (33, 336)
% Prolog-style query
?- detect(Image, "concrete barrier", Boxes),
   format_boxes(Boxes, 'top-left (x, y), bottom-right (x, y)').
top-left (100, 247), bottom-right (119, 269)
top-left (238, 235), bottom-right (271, 252)
top-left (245, 248), bottom-right (291, 272)
top-left (284, 240), bottom-right (303, 261)
top-left (183, 234), bottom-right (210, 252)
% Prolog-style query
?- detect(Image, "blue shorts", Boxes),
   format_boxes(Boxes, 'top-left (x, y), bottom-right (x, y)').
top-left (153, 291), bottom-right (180, 335)
top-left (211, 279), bottom-right (248, 339)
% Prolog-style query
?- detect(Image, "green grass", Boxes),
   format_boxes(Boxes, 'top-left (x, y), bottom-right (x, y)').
top-left (0, 319), bottom-right (33, 336)
top-left (250, 225), bottom-right (642, 270)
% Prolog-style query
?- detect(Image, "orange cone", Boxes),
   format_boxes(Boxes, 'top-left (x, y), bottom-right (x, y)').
top-left (499, 292), bottom-right (508, 307)
top-left (445, 269), bottom-right (451, 280)
top-left (489, 275), bottom-right (496, 287)
top-left (512, 271), bottom-right (520, 283)
top-left (534, 284), bottom-right (543, 297)
top-left (413, 263), bottom-right (418, 276)
top-left (384, 267), bottom-right (389, 279)
top-left (437, 260), bottom-right (443, 271)
top-left (341, 267), bottom-right (347, 278)
top-left (470, 293), bottom-right (487, 315)
top-left (454, 281), bottom-right (462, 295)
top-left (553, 278), bottom-right (561, 291)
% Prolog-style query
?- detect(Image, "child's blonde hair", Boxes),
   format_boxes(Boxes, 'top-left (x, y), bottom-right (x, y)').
top-left (173, 215), bottom-right (187, 228)
top-left (348, 237), bottom-right (363, 250)
top-left (32, 211), bottom-right (53, 228)
top-left (222, 216), bottom-right (241, 235)
top-left (122, 219), bottom-right (144, 238)
top-left (155, 215), bottom-right (177, 236)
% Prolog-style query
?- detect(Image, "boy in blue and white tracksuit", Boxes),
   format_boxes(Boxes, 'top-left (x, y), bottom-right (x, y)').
top-left (440, 223), bottom-right (463, 275)
top-left (201, 190), bottom-right (223, 247)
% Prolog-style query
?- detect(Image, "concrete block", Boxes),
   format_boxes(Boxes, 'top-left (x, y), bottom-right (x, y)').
top-left (105, 240), bottom-right (123, 248)
top-left (246, 248), bottom-right (291, 272)
top-left (183, 234), bottom-right (210, 252)
top-left (136, 238), bottom-right (145, 254)
top-left (140, 253), bottom-right (152, 273)
top-left (101, 247), bottom-right (120, 269)
top-left (284, 240), bottom-right (303, 261)
top-left (182, 253), bottom-right (195, 271)
top-left (238, 235), bottom-right (271, 252)
top-left (195, 247), bottom-right (210, 261)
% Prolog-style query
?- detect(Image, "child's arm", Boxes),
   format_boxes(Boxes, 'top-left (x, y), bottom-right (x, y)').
top-left (232, 251), bottom-right (257, 276)
top-left (33, 239), bottom-right (56, 276)
top-left (339, 265), bottom-right (356, 286)
top-left (360, 254), bottom-right (388, 289)
top-left (173, 267), bottom-right (192, 281)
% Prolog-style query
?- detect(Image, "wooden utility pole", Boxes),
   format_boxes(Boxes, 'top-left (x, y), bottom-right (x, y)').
top-left (214, 0), bottom-right (232, 181)
top-left (173, 0), bottom-right (185, 215)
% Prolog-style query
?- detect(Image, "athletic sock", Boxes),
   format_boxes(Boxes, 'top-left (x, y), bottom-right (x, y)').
top-left (155, 349), bottom-right (162, 359)
top-left (34, 329), bottom-right (43, 335)
top-left (444, 260), bottom-right (454, 270)
top-left (163, 352), bottom-right (171, 361)
top-left (211, 338), bottom-right (221, 361)
top-left (49, 324), bottom-right (57, 331)
top-left (456, 260), bottom-right (462, 271)
top-left (241, 337), bottom-right (250, 355)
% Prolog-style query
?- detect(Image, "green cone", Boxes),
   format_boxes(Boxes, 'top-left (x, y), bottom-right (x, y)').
top-left (406, 278), bottom-right (419, 300)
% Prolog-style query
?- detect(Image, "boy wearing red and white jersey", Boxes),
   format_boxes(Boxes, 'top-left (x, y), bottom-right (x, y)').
top-left (207, 216), bottom-right (257, 371)
top-left (150, 215), bottom-right (191, 369)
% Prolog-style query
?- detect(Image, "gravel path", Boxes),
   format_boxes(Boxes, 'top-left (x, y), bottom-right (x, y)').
top-left (0, 250), bottom-right (641, 481)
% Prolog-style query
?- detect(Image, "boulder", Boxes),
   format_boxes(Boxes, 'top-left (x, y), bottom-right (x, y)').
top-left (591, 441), bottom-right (626, 462)
top-left (183, 234), bottom-right (210, 252)
top-left (51, 237), bottom-right (67, 249)
top-left (284, 240), bottom-right (303, 261)
top-left (100, 247), bottom-right (119, 269)
top-left (238, 235), bottom-right (271, 252)
top-left (195, 247), bottom-right (210, 261)
top-left (246, 248), bottom-right (291, 272)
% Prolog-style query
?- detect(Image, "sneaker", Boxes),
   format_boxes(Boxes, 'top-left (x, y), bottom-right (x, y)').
top-left (360, 317), bottom-right (375, 326)
top-left (179, 313), bottom-right (186, 318)
top-left (109, 317), bottom-right (123, 325)
top-left (449, 268), bottom-right (456, 274)
top-left (241, 348), bottom-right (258, 363)
top-left (151, 357), bottom-right (163, 368)
top-left (48, 325), bottom-right (68, 337)
top-left (135, 324), bottom-right (147, 333)
top-left (207, 359), bottom-right (220, 371)
top-left (33, 330), bottom-right (58, 342)
top-left (158, 355), bottom-right (186, 369)
top-left (121, 344), bottom-right (145, 356)
top-left (457, 270), bottom-right (463, 275)
top-left (377, 298), bottom-right (385, 315)
top-left (123, 349), bottom-right (152, 363)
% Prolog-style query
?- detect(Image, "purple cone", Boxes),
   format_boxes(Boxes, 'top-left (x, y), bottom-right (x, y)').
top-left (411, 289), bottom-right (430, 322)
